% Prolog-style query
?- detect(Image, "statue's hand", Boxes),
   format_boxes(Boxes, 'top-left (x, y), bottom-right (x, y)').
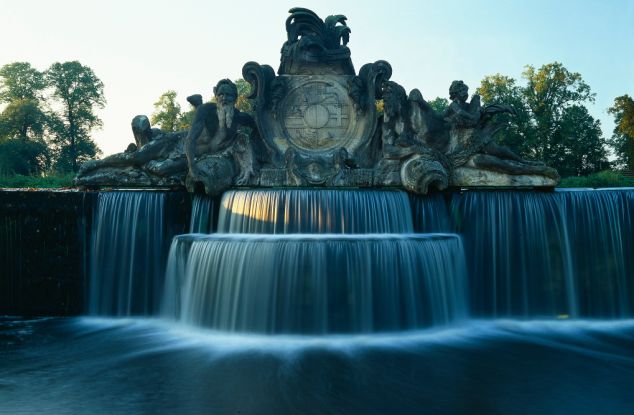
top-left (188, 163), bottom-right (202, 180)
top-left (235, 169), bottom-right (254, 185)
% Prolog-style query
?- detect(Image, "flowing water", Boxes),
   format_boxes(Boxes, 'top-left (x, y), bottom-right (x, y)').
top-left (217, 189), bottom-right (414, 233)
top-left (162, 233), bottom-right (467, 333)
top-left (164, 189), bottom-right (459, 334)
top-left (3, 188), bottom-right (634, 414)
top-left (2, 317), bottom-right (634, 414)
top-left (189, 194), bottom-right (215, 234)
top-left (88, 192), bottom-right (168, 315)
top-left (447, 189), bottom-right (634, 318)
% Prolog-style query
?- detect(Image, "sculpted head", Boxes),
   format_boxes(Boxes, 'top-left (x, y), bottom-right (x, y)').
top-left (382, 81), bottom-right (407, 118)
top-left (131, 115), bottom-right (152, 147)
top-left (213, 79), bottom-right (238, 129)
top-left (449, 81), bottom-right (469, 103)
top-left (213, 79), bottom-right (238, 107)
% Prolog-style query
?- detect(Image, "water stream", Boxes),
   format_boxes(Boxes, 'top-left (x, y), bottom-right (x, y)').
top-left (88, 192), bottom-right (168, 315)
top-left (3, 187), bottom-right (634, 414)
top-left (162, 233), bottom-right (467, 333)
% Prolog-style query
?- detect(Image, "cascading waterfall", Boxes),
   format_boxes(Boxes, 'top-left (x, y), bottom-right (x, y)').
top-left (61, 187), bottom-right (634, 413)
top-left (561, 189), bottom-right (634, 316)
top-left (189, 194), bottom-right (216, 233)
top-left (217, 189), bottom-right (414, 233)
top-left (409, 192), bottom-right (452, 233)
top-left (90, 188), bottom-right (634, 332)
top-left (162, 233), bottom-right (467, 333)
top-left (8, 5), bottom-right (634, 409)
top-left (438, 188), bottom-right (633, 318)
top-left (162, 188), bottom-right (469, 334)
top-left (7, 187), bottom-right (634, 415)
top-left (89, 191), bottom-right (169, 315)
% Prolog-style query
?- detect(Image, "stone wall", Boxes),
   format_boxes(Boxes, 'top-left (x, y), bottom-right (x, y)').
top-left (0, 191), bottom-right (93, 315)
top-left (0, 190), bottom-right (191, 316)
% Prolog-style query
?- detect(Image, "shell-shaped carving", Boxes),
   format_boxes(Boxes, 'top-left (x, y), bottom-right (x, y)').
top-left (401, 154), bottom-right (449, 195)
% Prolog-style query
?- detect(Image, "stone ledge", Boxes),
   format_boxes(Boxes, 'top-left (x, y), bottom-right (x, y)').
top-left (452, 167), bottom-right (558, 188)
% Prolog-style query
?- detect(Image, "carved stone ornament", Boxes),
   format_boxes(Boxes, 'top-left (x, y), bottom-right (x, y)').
top-left (75, 8), bottom-right (559, 195)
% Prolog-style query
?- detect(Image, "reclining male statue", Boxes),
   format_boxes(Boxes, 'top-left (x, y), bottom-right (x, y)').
top-left (76, 80), bottom-right (261, 193)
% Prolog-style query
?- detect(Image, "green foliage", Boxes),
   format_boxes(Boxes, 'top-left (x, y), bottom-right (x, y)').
top-left (151, 79), bottom-right (253, 133)
top-left (151, 90), bottom-right (181, 132)
top-left (0, 138), bottom-right (50, 175)
top-left (0, 172), bottom-right (74, 188)
top-left (607, 95), bottom-right (634, 170)
top-left (150, 90), bottom-right (201, 131)
top-left (177, 108), bottom-right (196, 130)
top-left (477, 62), bottom-right (608, 177)
top-left (0, 62), bottom-right (51, 177)
top-left (556, 105), bottom-right (609, 176)
top-left (477, 74), bottom-right (532, 156)
top-left (46, 61), bottom-right (105, 172)
top-left (51, 135), bottom-right (100, 174)
top-left (558, 170), bottom-right (634, 188)
top-left (0, 99), bottom-right (47, 140)
top-left (522, 63), bottom-right (594, 122)
top-left (234, 79), bottom-right (253, 114)
top-left (427, 97), bottom-right (449, 114)
top-left (0, 62), bottom-right (48, 145)
top-left (0, 62), bottom-right (46, 102)
top-left (0, 60), bottom-right (106, 175)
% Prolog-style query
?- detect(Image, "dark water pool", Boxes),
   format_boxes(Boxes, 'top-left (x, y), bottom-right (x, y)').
top-left (2, 317), bottom-right (634, 414)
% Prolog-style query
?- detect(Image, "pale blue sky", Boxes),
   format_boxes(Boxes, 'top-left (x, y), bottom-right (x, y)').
top-left (1, 0), bottom-right (632, 156)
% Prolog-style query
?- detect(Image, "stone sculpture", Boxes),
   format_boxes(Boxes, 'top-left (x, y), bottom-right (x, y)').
top-left (441, 80), bottom-right (559, 185)
top-left (75, 8), bottom-right (559, 194)
top-left (75, 115), bottom-right (187, 187)
top-left (279, 7), bottom-right (355, 76)
top-left (184, 79), bottom-right (261, 195)
top-left (377, 79), bottom-right (560, 193)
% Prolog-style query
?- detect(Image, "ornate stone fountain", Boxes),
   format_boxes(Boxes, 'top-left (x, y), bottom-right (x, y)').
top-left (5, 10), bottom-right (634, 413)
top-left (75, 7), bottom-right (558, 194)
top-left (74, 7), bottom-right (573, 336)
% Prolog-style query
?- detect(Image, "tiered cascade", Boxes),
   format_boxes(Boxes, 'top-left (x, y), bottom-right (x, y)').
top-left (89, 188), bottom-right (634, 334)
top-left (163, 189), bottom-right (468, 334)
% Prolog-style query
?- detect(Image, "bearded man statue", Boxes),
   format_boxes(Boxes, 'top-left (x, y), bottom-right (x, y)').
top-left (185, 79), bottom-right (260, 193)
